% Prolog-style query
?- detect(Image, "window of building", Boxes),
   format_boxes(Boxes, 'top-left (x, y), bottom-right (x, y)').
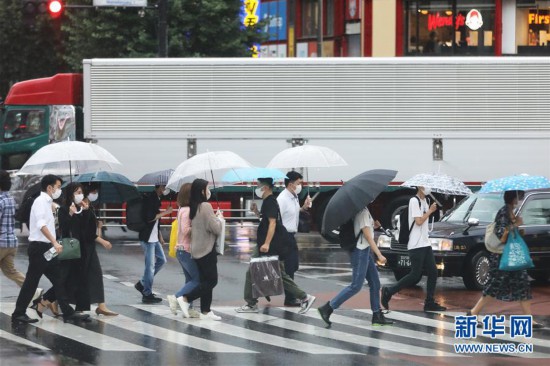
top-left (404, 0), bottom-right (496, 56)
top-left (302, 0), bottom-right (319, 38)
top-left (517, 0), bottom-right (550, 55)
top-left (326, 0), bottom-right (334, 36)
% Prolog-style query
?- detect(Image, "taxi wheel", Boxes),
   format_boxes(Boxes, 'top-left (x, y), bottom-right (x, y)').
top-left (463, 250), bottom-right (490, 291)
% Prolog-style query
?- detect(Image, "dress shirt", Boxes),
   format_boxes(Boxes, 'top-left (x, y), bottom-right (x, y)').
top-left (28, 192), bottom-right (56, 243)
top-left (277, 188), bottom-right (300, 233)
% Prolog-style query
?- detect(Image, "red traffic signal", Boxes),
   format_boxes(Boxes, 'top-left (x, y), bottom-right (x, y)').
top-left (48, 0), bottom-right (63, 18)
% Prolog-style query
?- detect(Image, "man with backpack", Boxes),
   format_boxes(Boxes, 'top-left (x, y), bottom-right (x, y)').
top-left (381, 186), bottom-right (447, 312)
top-left (134, 184), bottom-right (173, 303)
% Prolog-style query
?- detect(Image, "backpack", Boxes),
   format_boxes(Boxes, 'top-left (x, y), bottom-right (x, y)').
top-left (398, 196), bottom-right (421, 244)
top-left (15, 190), bottom-right (41, 226)
top-left (125, 195), bottom-right (147, 232)
top-left (338, 219), bottom-right (361, 251)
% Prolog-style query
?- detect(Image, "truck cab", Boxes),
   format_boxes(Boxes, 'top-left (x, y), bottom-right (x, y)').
top-left (0, 74), bottom-right (84, 170)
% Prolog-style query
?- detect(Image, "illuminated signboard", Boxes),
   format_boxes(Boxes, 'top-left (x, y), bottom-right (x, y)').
top-left (243, 0), bottom-right (260, 27)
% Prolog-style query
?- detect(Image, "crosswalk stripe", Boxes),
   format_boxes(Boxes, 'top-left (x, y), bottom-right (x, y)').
top-left (95, 309), bottom-right (256, 353)
top-left (131, 304), bottom-right (360, 355)
top-left (0, 329), bottom-right (49, 351)
top-left (216, 307), bottom-right (464, 358)
top-left (1, 303), bottom-right (153, 352)
top-left (354, 309), bottom-right (550, 349)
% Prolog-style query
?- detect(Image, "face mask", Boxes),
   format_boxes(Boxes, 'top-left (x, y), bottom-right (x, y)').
top-left (294, 184), bottom-right (302, 195)
top-left (88, 192), bottom-right (98, 202)
top-left (52, 188), bottom-right (62, 200)
top-left (163, 189), bottom-right (170, 196)
top-left (255, 187), bottom-right (264, 198)
top-left (423, 187), bottom-right (432, 195)
top-left (74, 194), bottom-right (84, 205)
top-left (205, 190), bottom-right (211, 200)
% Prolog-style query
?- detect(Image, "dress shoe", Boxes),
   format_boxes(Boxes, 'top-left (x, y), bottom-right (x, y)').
top-left (317, 301), bottom-right (333, 326)
top-left (64, 313), bottom-right (90, 323)
top-left (95, 308), bottom-right (118, 316)
top-left (12, 314), bottom-right (39, 324)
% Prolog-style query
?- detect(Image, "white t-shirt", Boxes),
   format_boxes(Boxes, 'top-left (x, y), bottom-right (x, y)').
top-left (354, 208), bottom-right (374, 250)
top-left (148, 219), bottom-right (159, 243)
top-left (277, 189), bottom-right (300, 233)
top-left (408, 196), bottom-right (430, 250)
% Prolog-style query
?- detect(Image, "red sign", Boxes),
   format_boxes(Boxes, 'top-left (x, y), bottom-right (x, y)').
top-left (428, 13), bottom-right (466, 31)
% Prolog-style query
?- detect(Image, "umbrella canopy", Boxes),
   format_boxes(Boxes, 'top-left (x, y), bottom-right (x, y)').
top-left (72, 171), bottom-right (139, 203)
top-left (18, 141), bottom-right (122, 176)
top-left (322, 169), bottom-right (397, 235)
top-left (137, 169), bottom-right (174, 186)
top-left (266, 145), bottom-right (347, 169)
top-left (221, 167), bottom-right (287, 183)
top-left (166, 151), bottom-right (252, 191)
top-left (401, 173), bottom-right (472, 196)
top-left (479, 174), bottom-right (550, 193)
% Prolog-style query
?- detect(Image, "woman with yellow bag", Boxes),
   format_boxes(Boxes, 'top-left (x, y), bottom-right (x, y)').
top-left (167, 183), bottom-right (201, 318)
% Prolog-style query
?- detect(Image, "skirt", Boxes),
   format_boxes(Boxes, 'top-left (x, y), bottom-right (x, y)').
top-left (482, 253), bottom-right (532, 302)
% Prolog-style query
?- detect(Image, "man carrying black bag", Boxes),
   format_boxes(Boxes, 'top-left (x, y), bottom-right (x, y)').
top-left (235, 178), bottom-right (316, 314)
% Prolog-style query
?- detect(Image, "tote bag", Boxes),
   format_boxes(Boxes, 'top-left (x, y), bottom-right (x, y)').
top-left (499, 229), bottom-right (534, 271)
top-left (485, 221), bottom-right (505, 254)
top-left (250, 256), bottom-right (284, 298)
top-left (57, 237), bottom-right (81, 260)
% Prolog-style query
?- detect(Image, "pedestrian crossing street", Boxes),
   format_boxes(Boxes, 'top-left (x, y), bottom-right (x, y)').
top-left (1, 301), bottom-right (549, 362)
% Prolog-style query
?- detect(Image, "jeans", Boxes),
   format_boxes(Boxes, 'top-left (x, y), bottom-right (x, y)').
top-left (139, 241), bottom-right (167, 296)
top-left (330, 247), bottom-right (381, 312)
top-left (387, 246), bottom-right (438, 303)
top-left (283, 233), bottom-right (299, 303)
top-left (175, 250), bottom-right (200, 298)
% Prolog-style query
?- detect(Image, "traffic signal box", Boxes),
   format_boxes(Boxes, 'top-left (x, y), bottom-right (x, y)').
top-left (22, 0), bottom-right (64, 21)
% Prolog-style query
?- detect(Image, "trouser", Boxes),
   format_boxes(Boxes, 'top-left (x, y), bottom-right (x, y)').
top-left (244, 259), bottom-right (307, 307)
top-left (185, 246), bottom-right (218, 313)
top-left (139, 241), bottom-right (167, 296)
top-left (283, 233), bottom-right (299, 303)
top-left (175, 249), bottom-right (200, 299)
top-left (330, 247), bottom-right (381, 312)
top-left (12, 242), bottom-right (75, 318)
top-left (387, 246), bottom-right (438, 303)
top-left (43, 259), bottom-right (86, 309)
top-left (0, 247), bottom-right (25, 287)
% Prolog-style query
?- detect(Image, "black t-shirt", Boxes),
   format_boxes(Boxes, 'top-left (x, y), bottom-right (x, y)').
top-left (256, 195), bottom-right (287, 258)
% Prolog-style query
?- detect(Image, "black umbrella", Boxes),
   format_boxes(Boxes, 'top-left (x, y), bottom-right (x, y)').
top-left (321, 169), bottom-right (398, 235)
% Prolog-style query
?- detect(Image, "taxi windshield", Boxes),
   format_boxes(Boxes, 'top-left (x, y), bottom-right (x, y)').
top-left (441, 193), bottom-right (503, 224)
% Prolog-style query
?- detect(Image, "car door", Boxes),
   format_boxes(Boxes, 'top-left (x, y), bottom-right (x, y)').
top-left (518, 193), bottom-right (550, 270)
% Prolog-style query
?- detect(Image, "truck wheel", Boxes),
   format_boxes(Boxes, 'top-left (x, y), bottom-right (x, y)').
top-left (463, 250), bottom-right (490, 290)
top-left (527, 270), bottom-right (550, 282)
top-left (381, 195), bottom-right (411, 229)
top-left (392, 269), bottom-right (421, 286)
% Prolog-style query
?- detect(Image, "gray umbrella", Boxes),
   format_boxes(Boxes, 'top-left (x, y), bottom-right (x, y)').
top-left (137, 169), bottom-right (174, 186)
top-left (321, 169), bottom-right (398, 235)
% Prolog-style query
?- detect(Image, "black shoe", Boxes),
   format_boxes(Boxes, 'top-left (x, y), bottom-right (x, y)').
top-left (265, 296), bottom-right (271, 302)
top-left (466, 311), bottom-right (483, 327)
top-left (142, 294), bottom-right (163, 304)
top-left (317, 301), bottom-right (333, 326)
top-left (533, 322), bottom-right (545, 330)
top-left (63, 313), bottom-right (90, 323)
top-left (12, 314), bottom-right (39, 324)
top-left (284, 299), bottom-right (302, 307)
top-left (134, 281), bottom-right (144, 295)
top-left (424, 301), bottom-right (447, 312)
top-left (381, 287), bottom-right (392, 310)
top-left (372, 310), bottom-right (394, 326)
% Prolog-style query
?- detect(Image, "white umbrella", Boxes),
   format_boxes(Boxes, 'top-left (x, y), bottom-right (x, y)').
top-left (166, 151), bottom-right (252, 192)
top-left (401, 173), bottom-right (473, 196)
top-left (266, 145), bottom-right (347, 169)
top-left (18, 141), bottom-right (122, 176)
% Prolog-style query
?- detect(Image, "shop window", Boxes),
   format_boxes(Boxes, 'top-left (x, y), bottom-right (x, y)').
top-left (302, 0), bottom-right (319, 38)
top-left (404, 0), bottom-right (496, 56)
top-left (517, 0), bottom-right (550, 55)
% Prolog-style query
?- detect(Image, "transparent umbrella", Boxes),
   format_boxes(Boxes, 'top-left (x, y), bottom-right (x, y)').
top-left (401, 173), bottom-right (473, 196)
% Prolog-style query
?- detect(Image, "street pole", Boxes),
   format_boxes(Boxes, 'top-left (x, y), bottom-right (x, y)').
top-left (158, 0), bottom-right (168, 57)
top-left (317, 0), bottom-right (323, 57)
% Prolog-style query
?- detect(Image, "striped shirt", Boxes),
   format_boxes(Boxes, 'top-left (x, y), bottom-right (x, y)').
top-left (0, 191), bottom-right (18, 248)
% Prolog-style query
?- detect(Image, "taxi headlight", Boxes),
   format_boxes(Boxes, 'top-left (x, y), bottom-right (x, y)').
top-left (430, 238), bottom-right (453, 251)
top-left (377, 235), bottom-right (392, 248)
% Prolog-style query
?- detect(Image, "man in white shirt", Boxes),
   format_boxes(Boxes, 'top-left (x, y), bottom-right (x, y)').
top-left (277, 171), bottom-right (311, 306)
top-left (381, 186), bottom-right (447, 312)
top-left (12, 175), bottom-right (88, 323)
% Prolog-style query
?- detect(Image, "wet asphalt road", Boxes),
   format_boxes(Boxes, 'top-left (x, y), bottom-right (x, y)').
top-left (1, 225), bottom-right (549, 365)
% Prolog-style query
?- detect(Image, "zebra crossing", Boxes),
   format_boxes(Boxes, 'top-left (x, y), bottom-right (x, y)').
top-left (1, 301), bottom-right (549, 364)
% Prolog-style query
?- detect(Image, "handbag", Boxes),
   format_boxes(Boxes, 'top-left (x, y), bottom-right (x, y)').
top-left (57, 237), bottom-right (81, 260)
top-left (250, 255), bottom-right (284, 298)
top-left (499, 229), bottom-right (534, 271)
top-left (485, 221), bottom-right (505, 254)
top-left (168, 219), bottom-right (178, 258)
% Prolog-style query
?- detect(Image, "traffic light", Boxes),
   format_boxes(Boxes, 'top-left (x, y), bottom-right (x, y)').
top-left (21, 1), bottom-right (64, 19)
top-left (48, 0), bottom-right (63, 19)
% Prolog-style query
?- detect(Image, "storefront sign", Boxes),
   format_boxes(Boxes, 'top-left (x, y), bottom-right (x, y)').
top-left (428, 13), bottom-right (465, 31)
top-left (243, 0), bottom-right (260, 27)
top-left (529, 13), bottom-right (550, 25)
top-left (465, 9), bottom-right (483, 30)
top-left (262, 0), bottom-right (287, 41)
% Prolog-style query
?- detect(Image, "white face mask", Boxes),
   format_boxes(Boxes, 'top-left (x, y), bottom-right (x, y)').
top-left (423, 187), bottom-right (432, 195)
top-left (74, 194), bottom-right (84, 205)
top-left (88, 192), bottom-right (98, 202)
top-left (52, 188), bottom-right (62, 200)
top-left (294, 184), bottom-right (302, 195)
top-left (163, 189), bottom-right (170, 196)
top-left (205, 189), bottom-right (211, 200)
top-left (255, 187), bottom-right (264, 198)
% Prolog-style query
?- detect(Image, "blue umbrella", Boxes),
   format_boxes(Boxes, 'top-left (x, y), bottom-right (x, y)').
top-left (221, 167), bottom-right (287, 183)
top-left (479, 174), bottom-right (550, 193)
top-left (73, 171), bottom-right (140, 203)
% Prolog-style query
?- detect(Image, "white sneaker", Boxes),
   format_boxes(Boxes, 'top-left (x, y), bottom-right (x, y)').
top-left (200, 311), bottom-right (221, 321)
top-left (188, 308), bottom-right (201, 318)
top-left (167, 295), bottom-right (178, 315)
top-left (298, 294), bottom-right (316, 314)
top-left (235, 304), bottom-right (259, 313)
top-left (176, 296), bottom-right (190, 318)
